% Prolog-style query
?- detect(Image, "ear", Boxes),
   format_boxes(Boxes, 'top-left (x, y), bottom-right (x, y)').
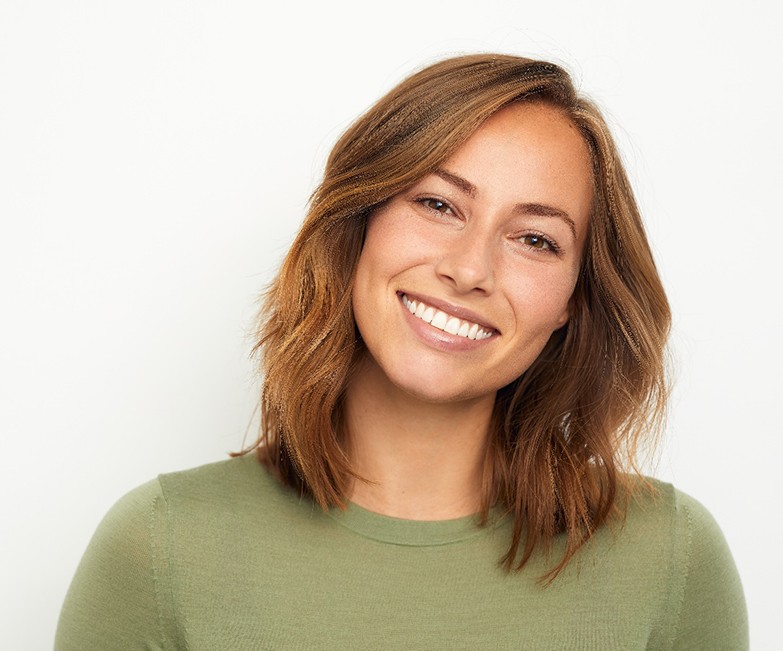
top-left (555, 292), bottom-right (579, 329)
top-left (554, 306), bottom-right (570, 329)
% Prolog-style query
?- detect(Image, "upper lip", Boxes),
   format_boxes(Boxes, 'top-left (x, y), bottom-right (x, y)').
top-left (398, 291), bottom-right (499, 333)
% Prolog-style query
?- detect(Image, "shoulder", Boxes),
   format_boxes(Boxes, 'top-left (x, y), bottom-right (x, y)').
top-left (589, 477), bottom-right (722, 563)
top-left (69, 454), bottom-right (297, 585)
top-left (56, 478), bottom-right (170, 648)
top-left (617, 477), bottom-right (745, 599)
top-left (157, 453), bottom-right (280, 500)
top-left (151, 454), bottom-right (325, 563)
top-left (82, 454), bottom-right (285, 532)
top-left (620, 477), bottom-right (741, 569)
top-left (154, 453), bottom-right (306, 518)
top-left (57, 455), bottom-right (306, 649)
top-left (84, 454), bottom-right (315, 559)
top-left (615, 477), bottom-right (748, 650)
top-left (610, 476), bottom-right (731, 539)
top-left (84, 475), bottom-right (165, 544)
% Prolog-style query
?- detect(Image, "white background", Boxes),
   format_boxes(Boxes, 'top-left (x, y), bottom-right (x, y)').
top-left (1, 1), bottom-right (780, 648)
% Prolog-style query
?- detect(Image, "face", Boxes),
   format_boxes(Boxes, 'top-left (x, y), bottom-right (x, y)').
top-left (351, 102), bottom-right (594, 404)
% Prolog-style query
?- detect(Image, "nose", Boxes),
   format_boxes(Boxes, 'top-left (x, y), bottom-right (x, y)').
top-left (434, 227), bottom-right (496, 295)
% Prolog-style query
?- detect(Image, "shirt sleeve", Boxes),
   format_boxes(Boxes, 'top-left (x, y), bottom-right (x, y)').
top-left (54, 478), bottom-right (180, 650)
top-left (671, 490), bottom-right (748, 650)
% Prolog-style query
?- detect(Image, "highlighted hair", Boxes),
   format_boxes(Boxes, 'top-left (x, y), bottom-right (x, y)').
top-left (245, 54), bottom-right (670, 581)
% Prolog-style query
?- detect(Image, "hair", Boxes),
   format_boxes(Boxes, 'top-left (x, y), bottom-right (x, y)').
top-left (244, 53), bottom-right (671, 581)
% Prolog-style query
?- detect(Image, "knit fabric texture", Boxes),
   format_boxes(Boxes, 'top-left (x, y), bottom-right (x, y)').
top-left (55, 455), bottom-right (748, 650)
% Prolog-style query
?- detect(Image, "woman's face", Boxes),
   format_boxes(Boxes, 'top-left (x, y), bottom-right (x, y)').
top-left (352, 102), bottom-right (594, 404)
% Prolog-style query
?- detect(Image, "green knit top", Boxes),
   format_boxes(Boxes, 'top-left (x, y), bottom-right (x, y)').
top-left (55, 455), bottom-right (748, 650)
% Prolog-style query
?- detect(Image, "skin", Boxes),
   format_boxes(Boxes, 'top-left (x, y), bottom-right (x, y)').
top-left (346, 102), bottom-right (594, 520)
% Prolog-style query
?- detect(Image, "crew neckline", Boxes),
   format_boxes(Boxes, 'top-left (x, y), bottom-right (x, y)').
top-left (327, 501), bottom-right (508, 547)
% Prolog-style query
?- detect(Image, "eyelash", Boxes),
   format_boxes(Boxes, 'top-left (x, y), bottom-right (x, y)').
top-left (517, 232), bottom-right (561, 254)
top-left (417, 197), bottom-right (456, 216)
top-left (416, 197), bottom-right (561, 255)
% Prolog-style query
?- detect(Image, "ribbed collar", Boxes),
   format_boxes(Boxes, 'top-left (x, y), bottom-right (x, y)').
top-left (327, 502), bottom-right (508, 547)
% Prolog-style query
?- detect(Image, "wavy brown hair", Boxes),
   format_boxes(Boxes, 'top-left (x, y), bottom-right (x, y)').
top-left (245, 53), bottom-right (671, 581)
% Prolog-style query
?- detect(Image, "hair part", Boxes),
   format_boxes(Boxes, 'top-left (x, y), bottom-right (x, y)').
top-left (242, 53), bottom-right (671, 582)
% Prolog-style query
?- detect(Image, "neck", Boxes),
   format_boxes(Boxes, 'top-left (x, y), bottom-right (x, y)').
top-left (343, 357), bottom-right (495, 521)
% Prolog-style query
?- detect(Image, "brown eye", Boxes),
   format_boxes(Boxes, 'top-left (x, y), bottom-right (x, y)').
top-left (523, 235), bottom-right (549, 249)
top-left (519, 233), bottom-right (559, 253)
top-left (420, 198), bottom-right (453, 215)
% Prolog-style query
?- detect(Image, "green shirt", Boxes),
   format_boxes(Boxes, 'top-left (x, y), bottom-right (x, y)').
top-left (55, 455), bottom-right (748, 650)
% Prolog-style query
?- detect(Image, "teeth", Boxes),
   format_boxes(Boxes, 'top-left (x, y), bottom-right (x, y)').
top-left (430, 310), bottom-right (448, 329)
top-left (444, 317), bottom-right (461, 335)
top-left (401, 294), bottom-right (494, 341)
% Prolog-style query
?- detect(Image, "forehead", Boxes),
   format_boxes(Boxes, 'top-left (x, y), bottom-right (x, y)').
top-left (450, 102), bottom-right (592, 178)
top-left (438, 102), bottom-right (594, 237)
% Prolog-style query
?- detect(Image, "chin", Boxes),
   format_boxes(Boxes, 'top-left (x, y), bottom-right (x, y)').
top-left (383, 364), bottom-right (498, 406)
top-left (403, 385), bottom-right (486, 405)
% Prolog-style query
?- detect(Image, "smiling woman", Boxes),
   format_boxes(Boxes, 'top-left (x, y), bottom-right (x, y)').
top-left (351, 103), bottom-right (590, 408)
top-left (55, 54), bottom-right (748, 650)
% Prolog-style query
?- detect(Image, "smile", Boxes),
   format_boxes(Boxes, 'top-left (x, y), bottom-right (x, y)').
top-left (400, 294), bottom-right (495, 340)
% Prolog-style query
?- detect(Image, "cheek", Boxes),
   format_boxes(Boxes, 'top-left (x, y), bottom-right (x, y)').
top-left (367, 207), bottom-right (442, 262)
top-left (351, 250), bottom-right (383, 334)
top-left (505, 266), bottom-right (579, 334)
top-left (351, 216), bottom-right (409, 338)
top-left (354, 209), bottom-right (440, 294)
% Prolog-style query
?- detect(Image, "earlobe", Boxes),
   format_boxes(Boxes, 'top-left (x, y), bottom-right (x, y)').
top-left (555, 298), bottom-right (573, 329)
top-left (556, 300), bottom-right (571, 330)
top-left (558, 285), bottom-right (584, 329)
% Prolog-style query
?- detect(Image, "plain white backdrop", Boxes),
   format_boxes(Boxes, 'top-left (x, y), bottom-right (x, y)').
top-left (1, 1), bottom-right (780, 648)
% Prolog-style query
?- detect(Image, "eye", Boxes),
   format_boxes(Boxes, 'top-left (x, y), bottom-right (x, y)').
top-left (418, 197), bottom-right (455, 216)
top-left (518, 233), bottom-right (560, 254)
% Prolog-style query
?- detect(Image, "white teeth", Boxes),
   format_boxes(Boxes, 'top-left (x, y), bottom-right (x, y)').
top-left (444, 317), bottom-right (461, 335)
top-left (400, 294), bottom-right (494, 341)
top-left (430, 310), bottom-right (448, 329)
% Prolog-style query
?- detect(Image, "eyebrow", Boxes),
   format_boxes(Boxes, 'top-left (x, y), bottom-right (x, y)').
top-left (516, 203), bottom-right (577, 240)
top-left (433, 167), bottom-right (578, 240)
top-left (433, 168), bottom-right (477, 198)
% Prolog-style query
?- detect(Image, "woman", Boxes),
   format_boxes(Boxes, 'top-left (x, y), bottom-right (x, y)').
top-left (56, 54), bottom-right (748, 649)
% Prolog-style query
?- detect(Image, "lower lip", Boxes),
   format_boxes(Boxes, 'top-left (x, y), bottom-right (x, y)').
top-left (398, 295), bottom-right (495, 352)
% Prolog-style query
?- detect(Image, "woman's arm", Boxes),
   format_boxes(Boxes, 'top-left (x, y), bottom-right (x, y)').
top-left (55, 479), bottom-right (180, 650)
top-left (671, 490), bottom-right (748, 650)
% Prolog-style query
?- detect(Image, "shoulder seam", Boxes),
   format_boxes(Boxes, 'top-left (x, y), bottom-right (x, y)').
top-left (149, 478), bottom-right (191, 650)
top-left (669, 493), bottom-right (693, 648)
top-left (150, 487), bottom-right (168, 649)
